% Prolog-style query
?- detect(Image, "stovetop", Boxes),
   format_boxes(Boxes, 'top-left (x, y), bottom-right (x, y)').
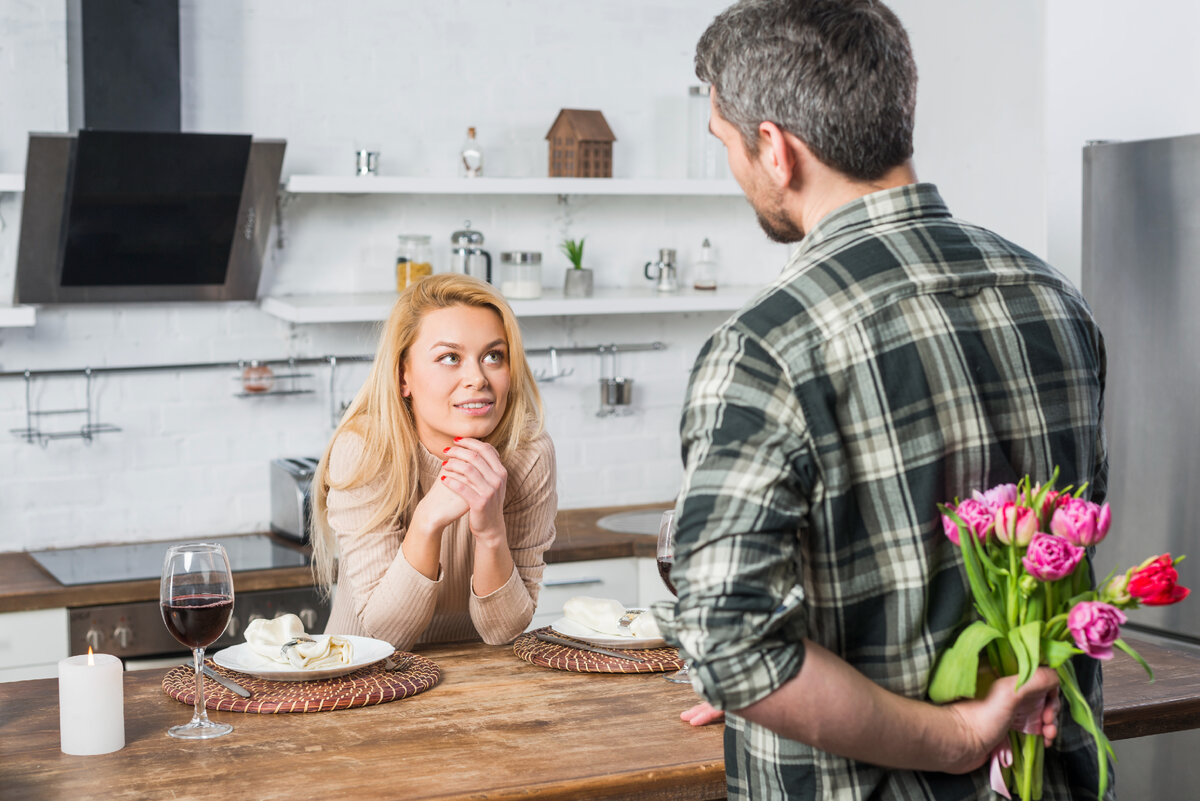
top-left (28, 533), bottom-right (310, 586)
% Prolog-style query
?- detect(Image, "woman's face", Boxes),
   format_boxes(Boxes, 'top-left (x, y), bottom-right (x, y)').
top-left (400, 304), bottom-right (511, 451)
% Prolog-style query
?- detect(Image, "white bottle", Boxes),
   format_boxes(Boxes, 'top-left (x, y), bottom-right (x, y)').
top-left (460, 126), bottom-right (483, 178)
top-left (693, 237), bottom-right (718, 290)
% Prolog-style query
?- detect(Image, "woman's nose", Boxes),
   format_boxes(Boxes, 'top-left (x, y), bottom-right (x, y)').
top-left (462, 362), bottom-right (489, 389)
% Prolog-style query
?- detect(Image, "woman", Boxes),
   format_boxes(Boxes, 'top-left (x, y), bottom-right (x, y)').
top-left (310, 274), bottom-right (556, 649)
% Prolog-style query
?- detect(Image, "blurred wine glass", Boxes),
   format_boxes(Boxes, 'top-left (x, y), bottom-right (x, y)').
top-left (160, 543), bottom-right (235, 739)
top-left (657, 510), bottom-right (691, 684)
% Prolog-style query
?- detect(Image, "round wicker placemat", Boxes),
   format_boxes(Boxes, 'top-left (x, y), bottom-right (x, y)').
top-left (161, 652), bottom-right (440, 714)
top-left (513, 627), bottom-right (685, 674)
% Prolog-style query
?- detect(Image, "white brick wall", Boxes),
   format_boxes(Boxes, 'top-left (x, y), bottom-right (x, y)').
top-left (0, 0), bottom-right (1052, 551)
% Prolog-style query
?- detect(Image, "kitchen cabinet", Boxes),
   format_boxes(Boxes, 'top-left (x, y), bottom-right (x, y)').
top-left (263, 174), bottom-right (755, 324)
top-left (0, 607), bottom-right (68, 682)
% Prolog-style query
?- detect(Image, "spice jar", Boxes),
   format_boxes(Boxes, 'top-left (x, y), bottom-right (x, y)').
top-left (241, 360), bottom-right (274, 393)
top-left (396, 234), bottom-right (434, 291)
top-left (499, 251), bottom-right (542, 299)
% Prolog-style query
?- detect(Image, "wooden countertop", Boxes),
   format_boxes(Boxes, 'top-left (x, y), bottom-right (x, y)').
top-left (0, 503), bottom-right (668, 613)
top-left (1, 637), bottom-right (1198, 800)
top-left (0, 640), bottom-right (724, 801)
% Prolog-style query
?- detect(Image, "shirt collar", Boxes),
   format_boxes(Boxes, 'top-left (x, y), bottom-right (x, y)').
top-left (788, 182), bottom-right (951, 265)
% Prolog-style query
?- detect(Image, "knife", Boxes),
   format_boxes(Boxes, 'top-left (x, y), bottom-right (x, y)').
top-left (534, 631), bottom-right (648, 663)
top-left (188, 663), bottom-right (252, 698)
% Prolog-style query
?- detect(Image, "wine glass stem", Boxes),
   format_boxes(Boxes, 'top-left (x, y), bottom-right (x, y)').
top-left (192, 646), bottom-right (210, 725)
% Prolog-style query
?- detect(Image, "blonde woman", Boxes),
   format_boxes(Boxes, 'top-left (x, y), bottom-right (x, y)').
top-left (311, 274), bottom-right (556, 649)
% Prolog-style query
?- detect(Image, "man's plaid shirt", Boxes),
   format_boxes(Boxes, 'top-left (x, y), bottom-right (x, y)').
top-left (657, 184), bottom-right (1110, 800)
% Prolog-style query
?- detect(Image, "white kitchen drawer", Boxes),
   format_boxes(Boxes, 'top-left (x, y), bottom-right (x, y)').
top-left (0, 608), bottom-right (69, 674)
top-left (530, 557), bottom-right (640, 630)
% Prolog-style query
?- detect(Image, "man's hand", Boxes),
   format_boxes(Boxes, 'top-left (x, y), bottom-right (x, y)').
top-left (942, 666), bottom-right (1061, 774)
top-left (681, 701), bottom-right (725, 727)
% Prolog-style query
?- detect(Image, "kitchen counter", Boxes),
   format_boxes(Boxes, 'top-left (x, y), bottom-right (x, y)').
top-left (0, 639), bottom-right (723, 801)
top-left (1, 637), bottom-right (1199, 800)
top-left (0, 503), bottom-right (667, 613)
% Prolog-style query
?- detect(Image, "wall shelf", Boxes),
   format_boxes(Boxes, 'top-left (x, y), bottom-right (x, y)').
top-left (260, 286), bottom-right (758, 324)
top-left (0, 173), bottom-right (24, 192)
top-left (283, 175), bottom-right (742, 197)
top-left (0, 306), bottom-right (36, 328)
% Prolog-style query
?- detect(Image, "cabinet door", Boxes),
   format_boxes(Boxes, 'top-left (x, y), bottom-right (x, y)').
top-left (530, 558), bottom-right (640, 630)
top-left (0, 608), bottom-right (69, 682)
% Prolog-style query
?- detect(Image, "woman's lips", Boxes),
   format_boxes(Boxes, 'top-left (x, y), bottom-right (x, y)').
top-left (454, 401), bottom-right (494, 416)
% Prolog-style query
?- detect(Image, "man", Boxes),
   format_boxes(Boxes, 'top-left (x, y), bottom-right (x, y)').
top-left (655, 1), bottom-right (1109, 799)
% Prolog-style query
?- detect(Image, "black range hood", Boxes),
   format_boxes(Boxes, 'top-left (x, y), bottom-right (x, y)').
top-left (15, 0), bottom-right (285, 304)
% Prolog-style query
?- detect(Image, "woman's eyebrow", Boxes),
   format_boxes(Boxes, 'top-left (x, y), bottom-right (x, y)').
top-left (428, 338), bottom-right (506, 351)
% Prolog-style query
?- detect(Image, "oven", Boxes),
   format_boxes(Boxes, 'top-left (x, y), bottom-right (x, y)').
top-left (29, 534), bottom-right (331, 670)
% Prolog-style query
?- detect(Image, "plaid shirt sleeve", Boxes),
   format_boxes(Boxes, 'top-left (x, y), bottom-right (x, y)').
top-left (657, 321), bottom-right (817, 712)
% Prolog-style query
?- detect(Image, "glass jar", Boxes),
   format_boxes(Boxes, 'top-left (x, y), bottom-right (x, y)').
top-left (396, 234), bottom-right (433, 291)
top-left (499, 251), bottom-right (542, 299)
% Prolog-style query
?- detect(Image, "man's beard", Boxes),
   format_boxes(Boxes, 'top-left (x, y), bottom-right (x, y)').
top-left (749, 187), bottom-right (804, 243)
top-left (755, 208), bottom-right (804, 243)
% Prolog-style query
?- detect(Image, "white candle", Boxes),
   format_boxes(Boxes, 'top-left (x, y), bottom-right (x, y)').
top-left (58, 651), bottom-right (124, 755)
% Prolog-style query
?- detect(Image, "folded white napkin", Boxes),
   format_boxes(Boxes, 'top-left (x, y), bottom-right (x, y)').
top-left (243, 614), bottom-right (354, 670)
top-left (562, 596), bottom-right (662, 639)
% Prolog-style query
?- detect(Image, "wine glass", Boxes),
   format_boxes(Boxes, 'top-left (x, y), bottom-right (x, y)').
top-left (160, 543), bottom-right (235, 739)
top-left (657, 510), bottom-right (691, 684)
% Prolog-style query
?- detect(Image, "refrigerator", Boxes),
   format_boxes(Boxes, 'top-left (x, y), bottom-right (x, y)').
top-left (1082, 133), bottom-right (1200, 797)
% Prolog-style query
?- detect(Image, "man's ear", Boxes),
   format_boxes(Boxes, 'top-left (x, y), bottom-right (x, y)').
top-left (757, 121), bottom-right (813, 190)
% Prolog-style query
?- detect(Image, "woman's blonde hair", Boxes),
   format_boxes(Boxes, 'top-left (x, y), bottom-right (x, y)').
top-left (309, 274), bottom-right (543, 591)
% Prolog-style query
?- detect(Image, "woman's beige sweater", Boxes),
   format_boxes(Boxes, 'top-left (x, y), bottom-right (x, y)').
top-left (322, 430), bottom-right (557, 649)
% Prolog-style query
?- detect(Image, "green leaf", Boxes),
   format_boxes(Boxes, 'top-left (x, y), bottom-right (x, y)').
top-left (929, 621), bottom-right (1003, 703)
top-left (947, 509), bottom-right (1006, 630)
top-left (1008, 622), bottom-right (1042, 688)
top-left (1043, 638), bottom-right (1081, 668)
top-left (1115, 638), bottom-right (1155, 681)
top-left (1058, 662), bottom-right (1114, 798)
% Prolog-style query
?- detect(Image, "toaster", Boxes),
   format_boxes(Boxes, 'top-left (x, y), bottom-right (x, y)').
top-left (269, 457), bottom-right (320, 543)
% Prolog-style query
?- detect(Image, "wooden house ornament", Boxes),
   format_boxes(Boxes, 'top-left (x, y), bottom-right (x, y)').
top-left (546, 109), bottom-right (616, 178)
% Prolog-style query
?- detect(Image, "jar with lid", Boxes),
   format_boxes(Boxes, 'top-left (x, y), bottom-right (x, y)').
top-left (396, 234), bottom-right (433, 291)
top-left (693, 237), bottom-right (718, 290)
top-left (499, 251), bottom-right (542, 299)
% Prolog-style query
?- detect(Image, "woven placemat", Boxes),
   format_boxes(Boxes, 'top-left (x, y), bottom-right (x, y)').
top-left (162, 651), bottom-right (440, 714)
top-left (513, 627), bottom-right (686, 674)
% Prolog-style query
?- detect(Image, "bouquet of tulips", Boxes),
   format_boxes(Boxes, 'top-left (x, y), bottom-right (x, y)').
top-left (930, 470), bottom-right (1189, 800)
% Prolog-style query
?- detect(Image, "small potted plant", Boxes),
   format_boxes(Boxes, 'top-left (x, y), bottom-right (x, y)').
top-left (561, 237), bottom-right (594, 298)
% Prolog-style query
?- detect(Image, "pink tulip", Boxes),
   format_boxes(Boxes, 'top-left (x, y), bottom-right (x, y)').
top-left (1022, 532), bottom-right (1085, 581)
top-left (994, 503), bottom-right (1037, 546)
top-left (1067, 601), bottom-right (1126, 659)
top-left (942, 498), bottom-right (994, 545)
top-left (972, 483), bottom-right (1018, 512)
top-left (1050, 498), bottom-right (1111, 547)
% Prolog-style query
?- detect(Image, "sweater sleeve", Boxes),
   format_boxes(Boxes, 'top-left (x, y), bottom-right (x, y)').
top-left (326, 432), bottom-right (441, 650)
top-left (469, 432), bottom-right (558, 644)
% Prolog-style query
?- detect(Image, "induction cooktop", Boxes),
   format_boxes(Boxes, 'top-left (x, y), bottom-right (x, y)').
top-left (28, 533), bottom-right (310, 587)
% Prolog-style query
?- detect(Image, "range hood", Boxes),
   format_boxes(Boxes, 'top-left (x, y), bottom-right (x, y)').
top-left (14, 0), bottom-right (285, 304)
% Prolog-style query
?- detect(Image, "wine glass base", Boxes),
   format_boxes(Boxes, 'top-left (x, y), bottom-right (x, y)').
top-left (168, 720), bottom-right (233, 740)
top-left (665, 666), bottom-right (691, 684)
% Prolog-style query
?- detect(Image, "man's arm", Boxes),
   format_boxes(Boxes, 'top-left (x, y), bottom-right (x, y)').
top-left (734, 638), bottom-right (1059, 774)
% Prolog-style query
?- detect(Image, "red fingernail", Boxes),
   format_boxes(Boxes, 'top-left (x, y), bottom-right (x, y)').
top-left (453, 437), bottom-right (462, 442)
top-left (440, 475), bottom-right (446, 481)
top-left (441, 461), bottom-right (447, 466)
top-left (443, 447), bottom-right (450, 453)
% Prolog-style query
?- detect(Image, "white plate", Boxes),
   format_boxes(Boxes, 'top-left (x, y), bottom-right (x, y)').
top-left (211, 635), bottom-right (394, 681)
top-left (549, 614), bottom-right (665, 649)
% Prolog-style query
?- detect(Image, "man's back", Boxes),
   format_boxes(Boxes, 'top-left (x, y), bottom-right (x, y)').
top-left (674, 183), bottom-right (1107, 800)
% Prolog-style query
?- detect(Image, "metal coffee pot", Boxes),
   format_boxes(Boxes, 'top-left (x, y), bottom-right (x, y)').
top-left (449, 221), bottom-right (493, 284)
top-left (644, 248), bottom-right (680, 293)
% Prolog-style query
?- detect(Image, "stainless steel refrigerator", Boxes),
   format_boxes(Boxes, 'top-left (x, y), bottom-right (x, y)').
top-left (1082, 132), bottom-right (1200, 797)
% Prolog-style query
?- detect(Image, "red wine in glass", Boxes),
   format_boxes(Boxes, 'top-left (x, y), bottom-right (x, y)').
top-left (160, 543), bottom-right (235, 740)
top-left (161, 594), bottom-right (234, 648)
top-left (657, 557), bottom-right (677, 596)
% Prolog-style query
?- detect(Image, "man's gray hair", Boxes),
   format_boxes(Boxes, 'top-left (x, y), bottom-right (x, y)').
top-left (696, 0), bottom-right (917, 181)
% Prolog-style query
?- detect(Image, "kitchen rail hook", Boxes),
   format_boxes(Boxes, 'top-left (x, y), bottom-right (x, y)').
top-left (534, 347), bottom-right (574, 383)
